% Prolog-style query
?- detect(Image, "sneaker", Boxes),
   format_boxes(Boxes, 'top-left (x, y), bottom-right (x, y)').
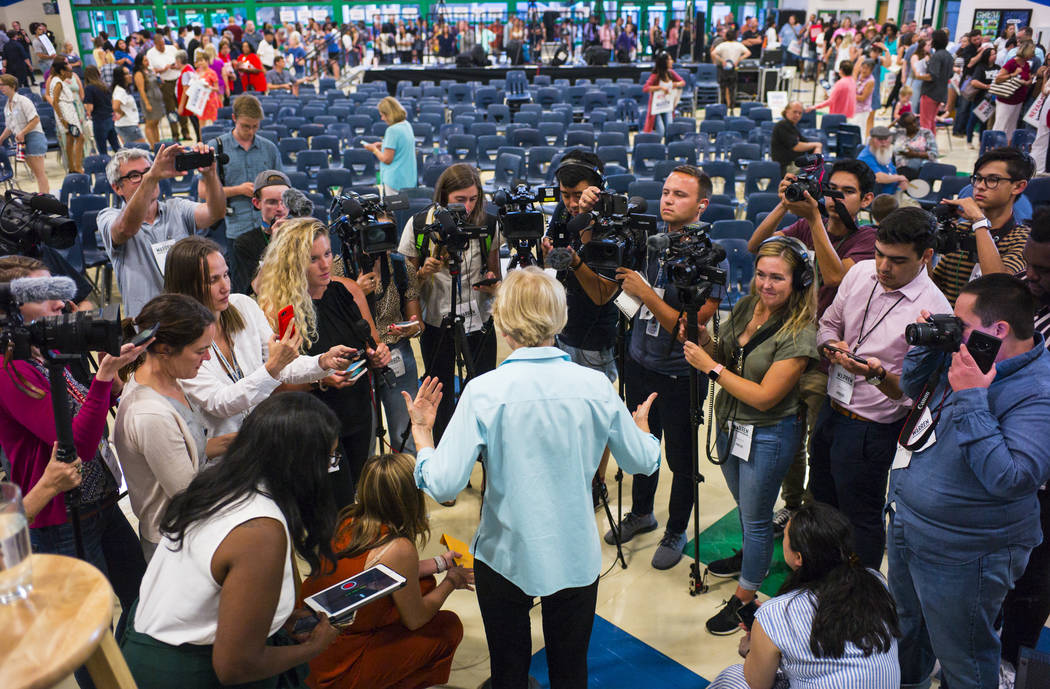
top-left (772, 506), bottom-right (795, 537)
top-left (651, 530), bottom-right (688, 570)
top-left (603, 512), bottom-right (657, 545)
top-left (706, 595), bottom-right (749, 635)
top-left (707, 549), bottom-right (743, 578)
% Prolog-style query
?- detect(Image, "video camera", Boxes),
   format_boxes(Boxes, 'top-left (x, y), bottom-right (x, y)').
top-left (575, 193), bottom-right (658, 276)
top-left (329, 191), bottom-right (408, 258)
top-left (492, 183), bottom-right (558, 242)
top-left (648, 223), bottom-right (728, 306)
top-left (930, 204), bottom-right (978, 257)
top-left (0, 190), bottom-right (77, 257)
top-left (421, 203), bottom-right (490, 255)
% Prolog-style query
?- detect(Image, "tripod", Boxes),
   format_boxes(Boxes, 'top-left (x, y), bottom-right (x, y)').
top-left (44, 352), bottom-right (85, 559)
top-left (597, 311), bottom-right (630, 570)
top-left (680, 299), bottom-right (708, 596)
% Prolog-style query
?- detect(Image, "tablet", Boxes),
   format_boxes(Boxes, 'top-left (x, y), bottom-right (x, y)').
top-left (304, 563), bottom-right (407, 623)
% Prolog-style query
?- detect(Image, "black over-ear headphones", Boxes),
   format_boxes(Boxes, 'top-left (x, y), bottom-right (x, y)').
top-left (758, 236), bottom-right (815, 291)
top-left (553, 156), bottom-right (607, 190)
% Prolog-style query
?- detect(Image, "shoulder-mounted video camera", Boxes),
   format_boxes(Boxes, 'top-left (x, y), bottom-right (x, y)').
top-left (0, 190), bottom-right (77, 257)
top-left (330, 191), bottom-right (408, 255)
top-left (575, 193), bottom-right (658, 276)
top-left (648, 223), bottom-right (727, 306)
top-left (492, 183), bottom-right (558, 242)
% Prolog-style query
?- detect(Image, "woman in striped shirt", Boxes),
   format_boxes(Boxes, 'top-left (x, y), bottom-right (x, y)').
top-left (708, 503), bottom-right (900, 689)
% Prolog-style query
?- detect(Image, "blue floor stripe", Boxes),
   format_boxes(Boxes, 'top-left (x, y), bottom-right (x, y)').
top-left (529, 615), bottom-right (709, 689)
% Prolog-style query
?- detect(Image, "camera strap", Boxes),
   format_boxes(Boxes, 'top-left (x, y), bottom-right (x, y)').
top-left (897, 361), bottom-right (949, 452)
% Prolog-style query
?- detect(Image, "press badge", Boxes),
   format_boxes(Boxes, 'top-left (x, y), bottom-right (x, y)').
top-left (891, 407), bottom-right (936, 470)
top-left (642, 288), bottom-right (665, 337)
top-left (731, 423), bottom-right (754, 461)
top-left (389, 348), bottom-right (406, 378)
top-left (151, 238), bottom-right (179, 276)
top-left (827, 365), bottom-right (856, 405)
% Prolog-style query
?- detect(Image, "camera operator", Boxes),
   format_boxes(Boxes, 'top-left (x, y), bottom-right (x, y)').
top-left (748, 158), bottom-right (878, 531)
top-left (811, 207), bottom-right (950, 569)
top-left (607, 166), bottom-right (728, 571)
top-left (199, 94), bottom-right (280, 284)
top-left (406, 267), bottom-right (660, 689)
top-left (932, 147), bottom-right (1033, 304)
top-left (99, 144), bottom-right (226, 318)
top-left (888, 274), bottom-right (1050, 689)
top-left (397, 163), bottom-right (502, 444)
top-left (230, 169), bottom-right (290, 294)
top-left (999, 207), bottom-right (1050, 683)
top-left (540, 150), bottom-right (621, 502)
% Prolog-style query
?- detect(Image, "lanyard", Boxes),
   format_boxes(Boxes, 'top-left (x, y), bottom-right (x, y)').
top-left (211, 341), bottom-right (244, 383)
top-left (897, 361), bottom-right (950, 451)
top-left (853, 280), bottom-right (907, 352)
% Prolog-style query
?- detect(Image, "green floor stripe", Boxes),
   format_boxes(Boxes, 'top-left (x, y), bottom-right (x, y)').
top-left (683, 508), bottom-right (792, 598)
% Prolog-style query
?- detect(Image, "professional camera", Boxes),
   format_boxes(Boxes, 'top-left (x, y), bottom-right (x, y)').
top-left (0, 190), bottom-right (76, 256)
top-left (905, 313), bottom-right (963, 351)
top-left (579, 193), bottom-right (658, 276)
top-left (492, 183), bottom-right (558, 242)
top-left (650, 223), bottom-right (728, 306)
top-left (329, 191), bottom-right (408, 256)
top-left (784, 153), bottom-right (827, 203)
top-left (0, 302), bottom-right (122, 361)
top-left (421, 203), bottom-right (490, 255)
top-left (930, 203), bottom-right (977, 256)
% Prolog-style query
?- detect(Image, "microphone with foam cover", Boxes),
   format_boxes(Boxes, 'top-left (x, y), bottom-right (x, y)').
top-left (647, 233), bottom-right (673, 253)
top-left (546, 247), bottom-right (575, 271)
top-left (628, 196), bottom-right (648, 213)
top-left (282, 187), bottom-right (314, 219)
top-left (0, 276), bottom-right (78, 305)
top-left (28, 193), bottom-right (70, 216)
top-left (566, 211), bottom-right (595, 234)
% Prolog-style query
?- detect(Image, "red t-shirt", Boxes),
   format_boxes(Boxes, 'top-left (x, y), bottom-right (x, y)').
top-left (237, 53), bottom-right (266, 93)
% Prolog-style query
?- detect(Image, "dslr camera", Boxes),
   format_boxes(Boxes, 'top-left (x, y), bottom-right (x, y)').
top-left (0, 190), bottom-right (77, 257)
top-left (650, 223), bottom-right (728, 306)
top-left (492, 183), bottom-right (558, 242)
top-left (784, 153), bottom-right (827, 203)
top-left (329, 191), bottom-right (408, 256)
top-left (905, 314), bottom-right (963, 351)
top-left (930, 204), bottom-right (977, 257)
top-left (579, 193), bottom-right (658, 276)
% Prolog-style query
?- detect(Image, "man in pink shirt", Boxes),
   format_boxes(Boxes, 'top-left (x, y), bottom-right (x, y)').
top-left (810, 206), bottom-right (951, 568)
top-left (807, 59), bottom-right (856, 118)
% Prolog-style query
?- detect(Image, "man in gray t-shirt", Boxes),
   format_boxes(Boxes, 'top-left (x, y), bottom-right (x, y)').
top-left (98, 144), bottom-right (227, 317)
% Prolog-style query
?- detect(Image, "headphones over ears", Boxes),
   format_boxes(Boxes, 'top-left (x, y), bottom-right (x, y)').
top-left (758, 236), bottom-right (815, 291)
top-left (553, 156), bottom-right (607, 190)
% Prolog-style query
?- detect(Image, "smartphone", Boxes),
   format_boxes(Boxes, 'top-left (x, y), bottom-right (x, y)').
top-left (303, 563), bottom-right (408, 624)
top-left (125, 322), bottom-right (159, 347)
top-left (345, 359), bottom-right (368, 377)
top-left (277, 305), bottom-right (295, 339)
top-left (292, 614), bottom-right (320, 635)
top-left (736, 600), bottom-right (759, 631)
top-left (473, 277), bottom-right (499, 288)
top-left (391, 320), bottom-right (417, 329)
top-left (966, 331), bottom-right (1002, 374)
top-left (821, 344), bottom-right (869, 365)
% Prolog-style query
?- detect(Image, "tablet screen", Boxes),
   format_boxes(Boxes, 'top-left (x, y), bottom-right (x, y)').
top-left (308, 566), bottom-right (403, 616)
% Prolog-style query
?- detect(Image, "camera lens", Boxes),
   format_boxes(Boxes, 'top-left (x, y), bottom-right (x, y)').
top-left (905, 322), bottom-right (934, 347)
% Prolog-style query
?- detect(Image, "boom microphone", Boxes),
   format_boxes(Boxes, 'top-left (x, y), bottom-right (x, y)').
top-left (282, 187), bottom-right (314, 219)
top-left (0, 276), bottom-right (78, 305)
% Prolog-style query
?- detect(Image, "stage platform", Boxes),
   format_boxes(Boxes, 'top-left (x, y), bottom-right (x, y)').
top-left (362, 62), bottom-right (689, 93)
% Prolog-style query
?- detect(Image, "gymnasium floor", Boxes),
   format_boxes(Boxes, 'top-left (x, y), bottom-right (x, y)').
top-left (38, 92), bottom-right (1050, 688)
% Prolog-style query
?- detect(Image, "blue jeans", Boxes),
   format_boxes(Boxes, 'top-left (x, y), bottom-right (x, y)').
top-left (717, 414), bottom-right (803, 591)
top-left (954, 96), bottom-right (974, 136)
top-left (887, 510), bottom-right (1031, 689)
top-left (652, 111), bottom-right (673, 137)
top-left (375, 338), bottom-right (420, 454)
top-left (555, 336), bottom-right (617, 384)
top-left (92, 117), bottom-right (120, 156)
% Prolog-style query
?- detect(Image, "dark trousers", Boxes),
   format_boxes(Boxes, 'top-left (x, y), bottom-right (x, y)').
top-left (809, 401), bottom-right (904, 569)
top-left (954, 95), bottom-right (974, 136)
top-left (420, 324), bottom-right (497, 442)
top-left (1001, 488), bottom-right (1050, 666)
top-left (92, 117), bottom-right (121, 156)
top-left (475, 560), bottom-right (598, 689)
top-left (331, 424), bottom-right (373, 510)
top-left (158, 79), bottom-right (190, 139)
top-left (625, 357), bottom-right (699, 535)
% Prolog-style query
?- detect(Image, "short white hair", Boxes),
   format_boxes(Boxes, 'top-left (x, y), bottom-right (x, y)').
top-left (492, 267), bottom-right (567, 347)
top-left (106, 148), bottom-right (153, 187)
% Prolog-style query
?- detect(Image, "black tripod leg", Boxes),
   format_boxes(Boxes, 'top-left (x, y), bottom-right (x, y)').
top-left (686, 308), bottom-right (708, 596)
top-left (600, 480), bottom-right (627, 568)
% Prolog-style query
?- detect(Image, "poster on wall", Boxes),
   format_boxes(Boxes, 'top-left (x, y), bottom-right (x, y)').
top-left (1002, 10), bottom-right (1033, 31)
top-left (973, 9), bottom-right (1000, 37)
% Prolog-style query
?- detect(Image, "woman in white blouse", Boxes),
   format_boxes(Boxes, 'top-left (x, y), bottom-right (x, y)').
top-left (164, 236), bottom-right (355, 437)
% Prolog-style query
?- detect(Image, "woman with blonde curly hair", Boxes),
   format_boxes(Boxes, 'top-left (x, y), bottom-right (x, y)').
top-left (255, 218), bottom-right (391, 507)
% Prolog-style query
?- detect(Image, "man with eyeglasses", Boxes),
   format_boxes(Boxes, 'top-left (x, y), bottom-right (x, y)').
top-left (747, 158), bottom-right (878, 534)
top-left (934, 147), bottom-right (1034, 304)
top-left (98, 144), bottom-right (227, 318)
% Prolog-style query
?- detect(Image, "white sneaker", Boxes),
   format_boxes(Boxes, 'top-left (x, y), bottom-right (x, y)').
top-left (999, 659), bottom-right (1016, 689)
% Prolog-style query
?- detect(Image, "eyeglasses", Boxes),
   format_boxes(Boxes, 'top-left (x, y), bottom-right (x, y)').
top-left (970, 174), bottom-right (1020, 190)
top-left (117, 167), bottom-right (151, 185)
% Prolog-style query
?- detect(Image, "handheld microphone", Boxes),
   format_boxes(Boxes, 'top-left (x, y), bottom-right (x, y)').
top-left (546, 247), bottom-right (575, 271)
top-left (350, 317), bottom-right (397, 389)
top-left (282, 187), bottom-right (314, 219)
top-left (0, 276), bottom-right (78, 305)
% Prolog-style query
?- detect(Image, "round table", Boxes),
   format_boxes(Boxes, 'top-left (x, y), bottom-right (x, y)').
top-left (0, 553), bottom-right (136, 689)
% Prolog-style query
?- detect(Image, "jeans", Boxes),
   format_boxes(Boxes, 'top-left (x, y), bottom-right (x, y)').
top-left (92, 117), bottom-right (121, 156)
top-left (967, 99), bottom-right (988, 144)
top-left (555, 336), bottom-right (617, 383)
top-left (809, 401), bottom-right (904, 569)
top-left (625, 357), bottom-right (699, 534)
top-left (375, 338), bottom-right (420, 454)
top-left (888, 510), bottom-right (1031, 689)
top-left (717, 414), bottom-right (803, 591)
top-left (954, 96), bottom-right (974, 136)
top-left (1000, 488), bottom-right (1050, 667)
top-left (652, 111), bottom-right (672, 137)
top-left (778, 368), bottom-right (826, 509)
top-left (475, 559), bottom-right (598, 689)
top-left (420, 324), bottom-right (497, 442)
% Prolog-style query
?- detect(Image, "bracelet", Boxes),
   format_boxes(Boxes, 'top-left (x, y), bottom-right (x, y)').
top-left (699, 336), bottom-right (713, 347)
top-left (317, 380), bottom-right (329, 392)
top-left (433, 554), bottom-right (447, 573)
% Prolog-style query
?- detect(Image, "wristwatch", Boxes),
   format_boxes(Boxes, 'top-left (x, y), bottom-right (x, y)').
top-left (708, 364), bottom-right (725, 382)
top-left (866, 367), bottom-right (887, 386)
top-left (971, 216), bottom-right (992, 232)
